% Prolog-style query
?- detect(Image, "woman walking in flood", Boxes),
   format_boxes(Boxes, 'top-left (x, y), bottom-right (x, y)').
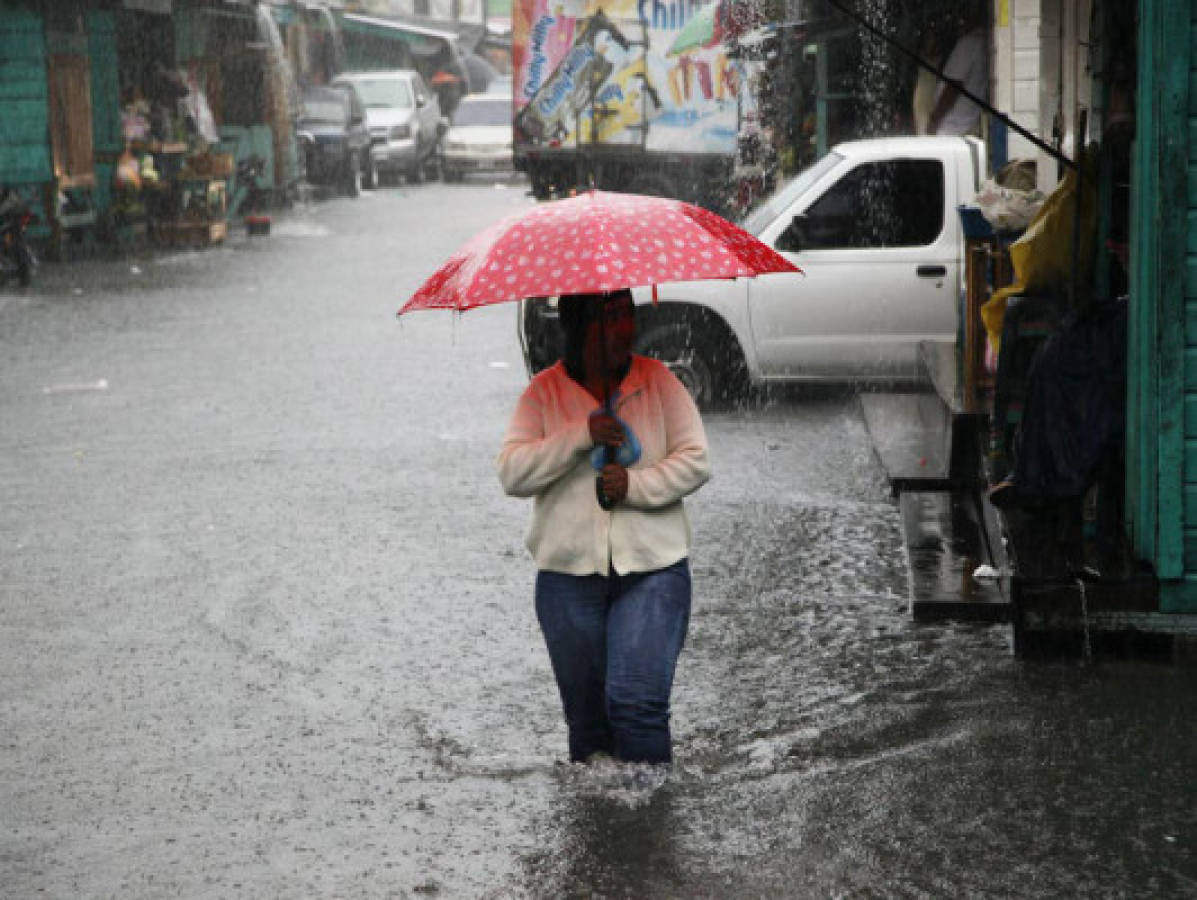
top-left (496, 289), bottom-right (710, 765)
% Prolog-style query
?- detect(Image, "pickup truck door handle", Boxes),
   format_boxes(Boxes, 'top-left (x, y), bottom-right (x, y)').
top-left (917, 265), bottom-right (947, 278)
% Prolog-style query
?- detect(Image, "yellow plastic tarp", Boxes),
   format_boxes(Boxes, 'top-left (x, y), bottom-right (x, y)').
top-left (980, 160), bottom-right (1097, 354)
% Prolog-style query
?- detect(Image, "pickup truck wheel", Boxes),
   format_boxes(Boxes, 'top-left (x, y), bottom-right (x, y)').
top-left (529, 172), bottom-right (551, 200)
top-left (637, 323), bottom-right (746, 409)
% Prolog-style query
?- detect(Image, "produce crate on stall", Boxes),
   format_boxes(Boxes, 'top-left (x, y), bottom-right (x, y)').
top-left (158, 218), bottom-right (227, 247)
top-left (158, 176), bottom-right (228, 247)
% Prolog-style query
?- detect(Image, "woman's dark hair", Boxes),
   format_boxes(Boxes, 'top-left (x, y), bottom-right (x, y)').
top-left (558, 289), bottom-right (633, 382)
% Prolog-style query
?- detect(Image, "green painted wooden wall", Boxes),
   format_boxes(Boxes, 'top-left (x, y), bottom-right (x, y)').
top-left (0, 4), bottom-right (50, 190)
top-left (1128, 0), bottom-right (1160, 572)
top-left (339, 18), bottom-right (414, 72)
top-left (89, 10), bottom-right (123, 218)
top-left (1130, 0), bottom-right (1197, 612)
top-left (1178, 0), bottom-right (1197, 610)
top-left (173, 5), bottom-right (208, 63)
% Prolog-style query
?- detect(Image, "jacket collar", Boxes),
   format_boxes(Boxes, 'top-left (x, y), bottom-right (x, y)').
top-left (554, 355), bottom-right (648, 410)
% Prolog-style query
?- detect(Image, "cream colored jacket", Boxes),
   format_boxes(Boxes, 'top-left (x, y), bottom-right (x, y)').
top-left (497, 355), bottom-right (710, 576)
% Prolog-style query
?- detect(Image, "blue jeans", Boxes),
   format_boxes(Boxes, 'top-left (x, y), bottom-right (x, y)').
top-left (535, 559), bottom-right (691, 764)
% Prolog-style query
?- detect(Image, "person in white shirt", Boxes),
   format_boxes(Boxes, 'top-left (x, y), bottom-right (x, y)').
top-left (497, 289), bottom-right (710, 765)
top-left (928, 10), bottom-right (989, 136)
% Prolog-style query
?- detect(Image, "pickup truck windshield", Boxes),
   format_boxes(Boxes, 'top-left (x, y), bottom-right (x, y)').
top-left (351, 79), bottom-right (414, 109)
top-left (741, 152), bottom-right (843, 235)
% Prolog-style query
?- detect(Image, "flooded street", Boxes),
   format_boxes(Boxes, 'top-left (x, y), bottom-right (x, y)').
top-left (1, 179), bottom-right (1194, 898)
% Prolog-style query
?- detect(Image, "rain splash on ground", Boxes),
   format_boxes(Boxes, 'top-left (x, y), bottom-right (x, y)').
top-left (1, 180), bottom-right (1193, 897)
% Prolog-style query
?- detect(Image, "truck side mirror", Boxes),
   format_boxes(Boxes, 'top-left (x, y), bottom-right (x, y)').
top-left (776, 215), bottom-right (805, 253)
top-left (416, 94), bottom-right (427, 108)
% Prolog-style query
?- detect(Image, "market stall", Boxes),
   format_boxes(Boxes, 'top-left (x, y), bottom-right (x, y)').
top-left (107, 5), bottom-right (223, 247)
top-left (102, 0), bottom-right (300, 248)
top-left (173, 1), bottom-right (299, 220)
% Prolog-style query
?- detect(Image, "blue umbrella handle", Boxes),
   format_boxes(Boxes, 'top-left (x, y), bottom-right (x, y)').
top-left (595, 313), bottom-right (616, 510)
top-left (595, 393), bottom-right (616, 510)
top-left (595, 443), bottom-right (615, 510)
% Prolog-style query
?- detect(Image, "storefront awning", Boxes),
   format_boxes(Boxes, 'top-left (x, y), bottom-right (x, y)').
top-left (340, 13), bottom-right (460, 53)
top-left (123, 0), bottom-right (172, 12)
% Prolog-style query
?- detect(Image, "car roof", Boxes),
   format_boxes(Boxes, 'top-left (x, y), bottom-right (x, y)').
top-left (458, 92), bottom-right (511, 103)
top-left (336, 70), bottom-right (419, 82)
top-left (832, 135), bottom-right (977, 158)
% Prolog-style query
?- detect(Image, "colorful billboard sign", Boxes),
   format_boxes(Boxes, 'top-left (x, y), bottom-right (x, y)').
top-left (513, 0), bottom-right (757, 154)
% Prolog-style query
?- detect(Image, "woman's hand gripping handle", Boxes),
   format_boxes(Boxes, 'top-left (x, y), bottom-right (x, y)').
top-left (589, 411), bottom-right (628, 509)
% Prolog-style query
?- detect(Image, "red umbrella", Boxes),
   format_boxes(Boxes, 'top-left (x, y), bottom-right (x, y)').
top-left (398, 190), bottom-right (799, 315)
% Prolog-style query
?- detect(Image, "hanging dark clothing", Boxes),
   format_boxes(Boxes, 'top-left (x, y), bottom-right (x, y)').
top-left (1010, 296), bottom-right (1127, 500)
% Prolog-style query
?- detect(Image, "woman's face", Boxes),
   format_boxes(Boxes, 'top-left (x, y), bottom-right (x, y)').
top-left (583, 292), bottom-right (636, 375)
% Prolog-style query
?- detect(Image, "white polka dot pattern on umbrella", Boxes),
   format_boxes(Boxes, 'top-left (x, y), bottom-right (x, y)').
top-left (400, 191), bottom-right (800, 314)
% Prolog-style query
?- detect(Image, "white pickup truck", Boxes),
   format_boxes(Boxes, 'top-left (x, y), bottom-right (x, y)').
top-left (518, 136), bottom-right (988, 406)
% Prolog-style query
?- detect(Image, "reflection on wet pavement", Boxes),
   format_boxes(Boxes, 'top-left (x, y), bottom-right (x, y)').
top-left (516, 393), bottom-right (1194, 897)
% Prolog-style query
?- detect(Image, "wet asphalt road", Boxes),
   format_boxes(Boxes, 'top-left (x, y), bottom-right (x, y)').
top-left (2, 177), bottom-right (1194, 899)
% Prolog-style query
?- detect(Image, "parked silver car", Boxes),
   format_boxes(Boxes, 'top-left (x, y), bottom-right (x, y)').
top-left (332, 70), bottom-right (444, 184)
top-left (440, 93), bottom-right (513, 181)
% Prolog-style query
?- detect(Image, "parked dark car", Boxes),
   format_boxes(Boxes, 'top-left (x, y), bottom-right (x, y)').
top-left (298, 86), bottom-right (371, 195)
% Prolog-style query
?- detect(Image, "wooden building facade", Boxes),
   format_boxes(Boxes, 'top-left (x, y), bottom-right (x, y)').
top-left (0, 2), bottom-right (122, 253)
top-left (949, 0), bottom-right (1197, 649)
top-left (0, 0), bottom-right (310, 257)
top-left (1126, 0), bottom-right (1197, 614)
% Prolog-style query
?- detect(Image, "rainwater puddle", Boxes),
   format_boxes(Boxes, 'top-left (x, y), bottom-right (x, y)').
top-left (0, 294), bottom-right (32, 314)
top-left (153, 247), bottom-right (237, 267)
top-left (558, 759), bottom-right (673, 809)
top-left (268, 219), bottom-right (333, 239)
top-left (41, 378), bottom-right (109, 394)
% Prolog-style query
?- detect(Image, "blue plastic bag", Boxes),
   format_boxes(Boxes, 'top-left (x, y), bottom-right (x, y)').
top-left (589, 400), bottom-right (641, 470)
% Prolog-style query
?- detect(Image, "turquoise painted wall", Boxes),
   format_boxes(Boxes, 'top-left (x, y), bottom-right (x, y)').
top-left (1178, 0), bottom-right (1197, 610)
top-left (1130, 0), bottom-right (1197, 612)
top-left (0, 3), bottom-right (49, 184)
top-left (89, 10), bottom-right (123, 219)
top-left (0, 2), bottom-right (51, 234)
top-left (338, 17), bottom-right (414, 72)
